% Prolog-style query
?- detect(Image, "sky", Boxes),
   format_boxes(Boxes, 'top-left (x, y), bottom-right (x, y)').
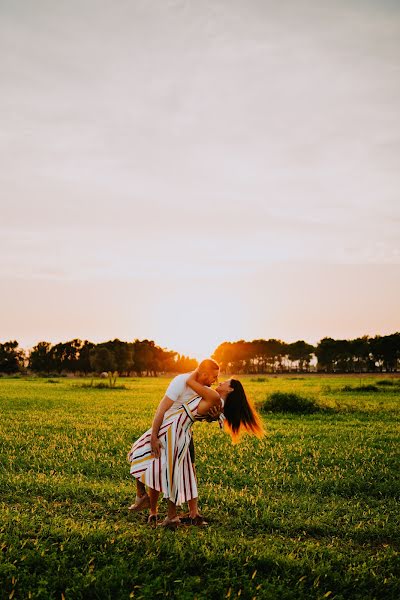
top-left (1, 0), bottom-right (399, 359)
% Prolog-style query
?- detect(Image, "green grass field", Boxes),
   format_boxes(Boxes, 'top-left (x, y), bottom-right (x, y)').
top-left (0, 375), bottom-right (399, 600)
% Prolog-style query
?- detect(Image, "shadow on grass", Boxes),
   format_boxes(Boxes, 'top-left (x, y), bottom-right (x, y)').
top-left (74, 382), bottom-right (128, 390)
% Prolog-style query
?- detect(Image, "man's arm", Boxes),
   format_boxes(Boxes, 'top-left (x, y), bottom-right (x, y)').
top-left (150, 374), bottom-right (188, 457)
top-left (150, 395), bottom-right (173, 458)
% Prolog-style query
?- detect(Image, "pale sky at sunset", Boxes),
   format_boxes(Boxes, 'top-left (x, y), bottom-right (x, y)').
top-left (1, 0), bottom-right (399, 359)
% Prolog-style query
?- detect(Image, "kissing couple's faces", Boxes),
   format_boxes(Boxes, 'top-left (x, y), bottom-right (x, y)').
top-left (199, 369), bottom-right (220, 386)
top-left (216, 379), bottom-right (233, 394)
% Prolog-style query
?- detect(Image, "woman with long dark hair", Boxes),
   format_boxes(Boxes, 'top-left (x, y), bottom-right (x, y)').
top-left (127, 369), bottom-right (264, 528)
top-left (213, 377), bottom-right (265, 443)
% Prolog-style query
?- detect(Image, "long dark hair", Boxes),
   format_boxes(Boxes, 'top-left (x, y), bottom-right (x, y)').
top-left (223, 379), bottom-right (265, 443)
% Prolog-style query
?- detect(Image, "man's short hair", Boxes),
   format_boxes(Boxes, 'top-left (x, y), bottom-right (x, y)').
top-left (198, 358), bottom-right (219, 372)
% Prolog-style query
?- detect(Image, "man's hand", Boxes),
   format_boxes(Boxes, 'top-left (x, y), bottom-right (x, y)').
top-left (205, 405), bottom-right (222, 422)
top-left (151, 436), bottom-right (163, 458)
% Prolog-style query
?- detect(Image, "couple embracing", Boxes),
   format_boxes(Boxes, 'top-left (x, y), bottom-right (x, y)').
top-left (127, 359), bottom-right (264, 528)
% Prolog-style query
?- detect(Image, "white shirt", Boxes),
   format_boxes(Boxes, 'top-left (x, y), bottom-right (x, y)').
top-left (164, 372), bottom-right (198, 418)
top-left (164, 372), bottom-right (225, 429)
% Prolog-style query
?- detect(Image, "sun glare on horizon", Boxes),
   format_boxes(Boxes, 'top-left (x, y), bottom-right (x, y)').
top-left (161, 337), bottom-right (222, 363)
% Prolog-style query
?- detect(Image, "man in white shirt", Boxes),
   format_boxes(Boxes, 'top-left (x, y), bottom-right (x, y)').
top-left (132, 358), bottom-right (220, 525)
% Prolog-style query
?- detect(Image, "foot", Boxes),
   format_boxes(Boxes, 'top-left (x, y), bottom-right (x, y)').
top-left (180, 514), bottom-right (208, 527)
top-left (147, 514), bottom-right (158, 527)
top-left (128, 494), bottom-right (150, 512)
top-left (157, 516), bottom-right (180, 530)
top-left (179, 511), bottom-right (206, 522)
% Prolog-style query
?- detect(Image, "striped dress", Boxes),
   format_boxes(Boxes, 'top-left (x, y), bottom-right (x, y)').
top-left (128, 395), bottom-right (203, 506)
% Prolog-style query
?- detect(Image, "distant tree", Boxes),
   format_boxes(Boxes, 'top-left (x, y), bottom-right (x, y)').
top-left (0, 340), bottom-right (24, 373)
top-left (173, 354), bottom-right (198, 373)
top-left (28, 341), bottom-right (53, 373)
top-left (100, 339), bottom-right (135, 375)
top-left (213, 341), bottom-right (247, 373)
top-left (263, 339), bottom-right (287, 372)
top-left (370, 333), bottom-right (400, 372)
top-left (150, 345), bottom-right (175, 375)
top-left (132, 340), bottom-right (155, 376)
top-left (315, 338), bottom-right (336, 372)
top-left (129, 340), bottom-right (191, 376)
top-left (113, 340), bottom-right (135, 375)
top-left (50, 343), bottom-right (68, 374)
top-left (333, 340), bottom-right (353, 372)
top-left (287, 340), bottom-right (315, 372)
top-left (350, 336), bottom-right (370, 372)
top-left (249, 339), bottom-right (265, 373)
top-left (213, 339), bottom-right (288, 373)
top-left (76, 340), bottom-right (95, 374)
top-left (212, 342), bottom-right (234, 372)
top-left (89, 347), bottom-right (117, 373)
top-left (45, 339), bottom-right (83, 373)
top-left (229, 340), bottom-right (250, 373)
top-left (62, 339), bottom-right (82, 371)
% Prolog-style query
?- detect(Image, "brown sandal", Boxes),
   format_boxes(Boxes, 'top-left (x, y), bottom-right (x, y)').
top-left (147, 514), bottom-right (158, 527)
top-left (180, 513), bottom-right (208, 527)
top-left (128, 494), bottom-right (150, 512)
top-left (157, 516), bottom-right (180, 530)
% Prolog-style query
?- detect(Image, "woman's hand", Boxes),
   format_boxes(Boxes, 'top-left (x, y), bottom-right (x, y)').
top-left (151, 436), bottom-right (163, 458)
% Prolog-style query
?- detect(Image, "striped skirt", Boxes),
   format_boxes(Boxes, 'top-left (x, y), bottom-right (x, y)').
top-left (128, 396), bottom-right (201, 506)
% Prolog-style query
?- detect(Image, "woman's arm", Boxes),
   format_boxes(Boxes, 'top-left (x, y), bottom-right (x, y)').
top-left (150, 395), bottom-right (173, 458)
top-left (186, 370), bottom-right (220, 404)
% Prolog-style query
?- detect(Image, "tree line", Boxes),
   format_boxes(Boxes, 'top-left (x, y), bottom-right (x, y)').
top-left (0, 333), bottom-right (399, 375)
top-left (0, 339), bottom-right (197, 376)
top-left (212, 334), bottom-right (400, 373)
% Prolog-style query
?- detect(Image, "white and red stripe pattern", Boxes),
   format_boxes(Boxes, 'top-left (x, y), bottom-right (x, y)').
top-left (128, 395), bottom-right (202, 506)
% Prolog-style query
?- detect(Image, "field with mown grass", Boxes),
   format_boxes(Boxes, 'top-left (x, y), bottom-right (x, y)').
top-left (0, 375), bottom-right (399, 600)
